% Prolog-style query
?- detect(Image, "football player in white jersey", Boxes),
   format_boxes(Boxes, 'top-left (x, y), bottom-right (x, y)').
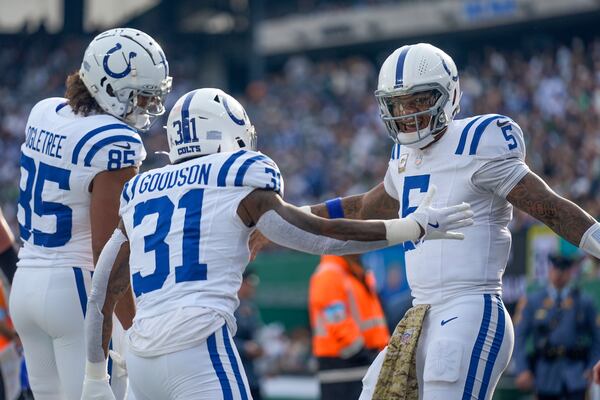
top-left (9, 28), bottom-right (171, 400)
top-left (249, 43), bottom-right (600, 400)
top-left (80, 88), bottom-right (474, 400)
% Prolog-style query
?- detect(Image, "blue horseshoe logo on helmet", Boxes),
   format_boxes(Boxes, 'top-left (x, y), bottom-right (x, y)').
top-left (223, 97), bottom-right (246, 126)
top-left (103, 43), bottom-right (137, 79)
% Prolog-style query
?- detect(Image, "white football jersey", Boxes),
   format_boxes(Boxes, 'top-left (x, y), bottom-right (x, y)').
top-left (384, 114), bottom-right (529, 305)
top-left (119, 150), bottom-right (283, 355)
top-left (17, 98), bottom-right (146, 270)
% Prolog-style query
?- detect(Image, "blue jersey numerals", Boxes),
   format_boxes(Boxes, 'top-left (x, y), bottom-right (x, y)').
top-left (18, 154), bottom-right (73, 247)
top-left (401, 174), bottom-right (430, 251)
top-left (131, 188), bottom-right (207, 297)
top-left (500, 124), bottom-right (518, 150)
top-left (107, 149), bottom-right (135, 170)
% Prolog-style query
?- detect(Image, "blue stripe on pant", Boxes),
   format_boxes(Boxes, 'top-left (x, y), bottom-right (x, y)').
top-left (208, 330), bottom-right (234, 400)
top-left (222, 325), bottom-right (249, 400)
top-left (478, 295), bottom-right (505, 399)
top-left (72, 268), bottom-right (88, 316)
top-left (462, 294), bottom-right (491, 399)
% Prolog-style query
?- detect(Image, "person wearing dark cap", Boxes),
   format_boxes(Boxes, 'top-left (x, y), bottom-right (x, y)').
top-left (513, 253), bottom-right (600, 399)
top-left (234, 269), bottom-right (264, 400)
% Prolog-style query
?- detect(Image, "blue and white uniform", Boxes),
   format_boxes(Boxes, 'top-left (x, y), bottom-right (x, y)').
top-left (364, 114), bottom-right (529, 400)
top-left (119, 149), bottom-right (283, 400)
top-left (10, 97), bottom-right (145, 400)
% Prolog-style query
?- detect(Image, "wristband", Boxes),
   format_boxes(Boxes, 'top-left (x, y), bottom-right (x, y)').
top-left (325, 197), bottom-right (344, 219)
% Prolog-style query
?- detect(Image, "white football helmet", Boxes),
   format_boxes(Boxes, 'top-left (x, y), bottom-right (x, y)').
top-left (79, 28), bottom-right (172, 131)
top-left (376, 43), bottom-right (461, 149)
top-left (165, 88), bottom-right (257, 164)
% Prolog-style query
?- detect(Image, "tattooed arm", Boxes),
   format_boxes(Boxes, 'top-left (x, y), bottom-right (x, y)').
top-left (242, 187), bottom-right (471, 256)
top-left (248, 183), bottom-right (400, 258)
top-left (99, 241), bottom-right (132, 356)
top-left (239, 189), bottom-right (392, 244)
top-left (308, 183), bottom-right (400, 220)
top-left (507, 172), bottom-right (596, 246)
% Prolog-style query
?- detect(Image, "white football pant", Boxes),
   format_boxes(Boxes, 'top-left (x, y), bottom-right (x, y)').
top-left (10, 267), bottom-right (131, 400)
top-left (126, 324), bottom-right (252, 400)
top-left (360, 294), bottom-right (514, 400)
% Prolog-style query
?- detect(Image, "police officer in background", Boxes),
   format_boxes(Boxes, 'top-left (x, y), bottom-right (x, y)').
top-left (514, 253), bottom-right (600, 399)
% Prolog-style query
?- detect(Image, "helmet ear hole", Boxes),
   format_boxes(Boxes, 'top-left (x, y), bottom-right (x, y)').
top-left (236, 137), bottom-right (246, 148)
top-left (213, 95), bottom-right (221, 103)
top-left (106, 84), bottom-right (115, 97)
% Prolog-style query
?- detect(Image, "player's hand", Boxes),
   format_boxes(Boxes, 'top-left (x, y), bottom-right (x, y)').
top-left (408, 185), bottom-right (474, 241)
top-left (109, 350), bottom-right (127, 378)
top-left (81, 375), bottom-right (116, 400)
top-left (515, 370), bottom-right (535, 392)
top-left (249, 230), bottom-right (270, 260)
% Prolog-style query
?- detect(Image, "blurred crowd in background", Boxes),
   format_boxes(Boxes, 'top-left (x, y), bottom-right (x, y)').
top-left (1, 35), bottom-right (600, 228)
top-left (1, 33), bottom-right (600, 380)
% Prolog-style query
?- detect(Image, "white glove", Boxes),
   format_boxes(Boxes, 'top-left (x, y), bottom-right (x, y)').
top-left (109, 350), bottom-right (128, 378)
top-left (81, 360), bottom-right (116, 400)
top-left (408, 185), bottom-right (474, 241)
top-left (81, 378), bottom-right (116, 400)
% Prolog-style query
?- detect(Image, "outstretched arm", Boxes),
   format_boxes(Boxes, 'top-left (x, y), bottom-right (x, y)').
top-left (507, 172), bottom-right (597, 250)
top-left (241, 186), bottom-right (471, 256)
top-left (308, 183), bottom-right (400, 220)
top-left (249, 183), bottom-right (400, 258)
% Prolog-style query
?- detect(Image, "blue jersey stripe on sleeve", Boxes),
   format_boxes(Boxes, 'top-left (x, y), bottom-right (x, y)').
top-left (455, 116), bottom-right (482, 155)
top-left (55, 102), bottom-right (68, 113)
top-left (121, 182), bottom-right (130, 203)
top-left (217, 150), bottom-right (246, 187)
top-left (234, 155), bottom-right (267, 186)
top-left (468, 115), bottom-right (503, 155)
top-left (72, 123), bottom-right (136, 165)
top-left (83, 135), bottom-right (141, 167)
top-left (128, 174), bottom-right (142, 201)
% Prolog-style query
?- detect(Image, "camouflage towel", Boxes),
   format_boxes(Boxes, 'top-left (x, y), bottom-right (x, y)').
top-left (373, 304), bottom-right (430, 400)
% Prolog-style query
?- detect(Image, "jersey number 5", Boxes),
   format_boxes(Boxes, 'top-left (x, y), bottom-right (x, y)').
top-left (131, 188), bottom-right (207, 297)
top-left (402, 174), bottom-right (430, 251)
top-left (18, 154), bottom-right (72, 247)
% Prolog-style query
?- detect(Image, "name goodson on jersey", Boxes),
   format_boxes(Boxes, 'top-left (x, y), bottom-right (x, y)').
top-left (137, 163), bottom-right (212, 194)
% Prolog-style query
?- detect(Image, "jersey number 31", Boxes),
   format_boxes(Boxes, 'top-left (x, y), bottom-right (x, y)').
top-left (131, 189), bottom-right (207, 297)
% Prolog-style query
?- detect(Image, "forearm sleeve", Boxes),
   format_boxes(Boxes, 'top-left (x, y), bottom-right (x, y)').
top-left (256, 210), bottom-right (419, 255)
top-left (85, 229), bottom-right (128, 364)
